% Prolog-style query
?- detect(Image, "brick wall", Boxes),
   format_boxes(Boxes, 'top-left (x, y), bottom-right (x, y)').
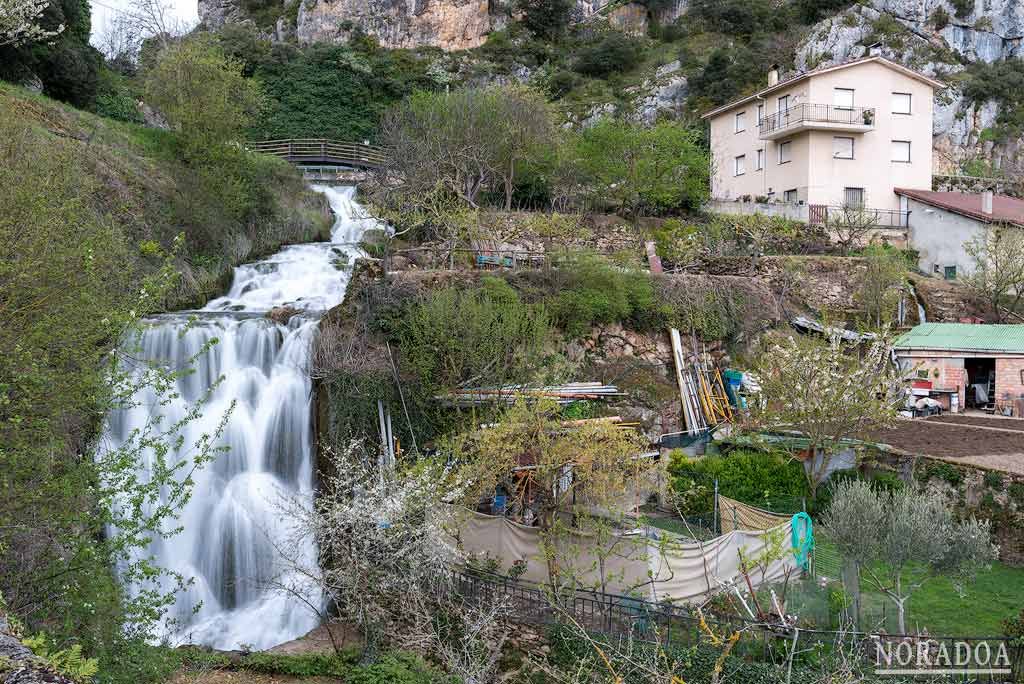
top-left (996, 358), bottom-right (1024, 402)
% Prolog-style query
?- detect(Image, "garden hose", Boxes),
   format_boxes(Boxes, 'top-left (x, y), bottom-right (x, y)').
top-left (790, 512), bottom-right (814, 571)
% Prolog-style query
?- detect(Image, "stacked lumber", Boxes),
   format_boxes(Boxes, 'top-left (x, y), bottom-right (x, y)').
top-left (669, 328), bottom-right (733, 436)
top-left (438, 382), bottom-right (624, 407)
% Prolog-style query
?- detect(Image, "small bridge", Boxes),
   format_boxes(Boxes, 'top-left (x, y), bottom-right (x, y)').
top-left (246, 139), bottom-right (387, 169)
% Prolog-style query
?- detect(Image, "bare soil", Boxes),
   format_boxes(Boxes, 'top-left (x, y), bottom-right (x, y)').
top-left (924, 414), bottom-right (1024, 432)
top-left (871, 418), bottom-right (1024, 475)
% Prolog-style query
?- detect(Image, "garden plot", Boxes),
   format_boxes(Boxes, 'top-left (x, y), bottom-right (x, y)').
top-left (871, 418), bottom-right (1024, 474)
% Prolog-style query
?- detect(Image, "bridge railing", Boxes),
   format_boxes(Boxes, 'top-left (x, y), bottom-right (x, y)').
top-left (246, 139), bottom-right (387, 168)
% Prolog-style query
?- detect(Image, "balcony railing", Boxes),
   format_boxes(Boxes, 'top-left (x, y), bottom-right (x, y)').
top-left (759, 103), bottom-right (875, 137)
top-left (809, 204), bottom-right (910, 228)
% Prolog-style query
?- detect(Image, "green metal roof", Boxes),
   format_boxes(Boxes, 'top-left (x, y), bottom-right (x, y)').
top-left (894, 323), bottom-right (1024, 353)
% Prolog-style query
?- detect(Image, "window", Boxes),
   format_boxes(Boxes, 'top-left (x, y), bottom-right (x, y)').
top-left (777, 95), bottom-right (789, 113)
top-left (778, 140), bottom-right (792, 164)
top-left (892, 140), bottom-right (911, 163)
top-left (756, 148), bottom-right (765, 170)
top-left (783, 188), bottom-right (798, 203)
top-left (892, 92), bottom-right (912, 114)
top-left (757, 103), bottom-right (764, 123)
top-left (844, 187), bottom-right (865, 208)
top-left (735, 111), bottom-right (746, 133)
top-left (734, 154), bottom-right (746, 176)
top-left (944, 265), bottom-right (957, 280)
top-left (832, 136), bottom-right (854, 159)
top-left (833, 88), bottom-right (855, 110)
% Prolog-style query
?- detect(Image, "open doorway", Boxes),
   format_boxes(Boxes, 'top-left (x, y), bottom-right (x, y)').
top-left (964, 357), bottom-right (996, 410)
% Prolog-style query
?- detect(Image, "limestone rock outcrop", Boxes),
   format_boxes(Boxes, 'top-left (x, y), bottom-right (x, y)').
top-left (795, 0), bottom-right (1024, 172)
top-left (294, 0), bottom-right (498, 50)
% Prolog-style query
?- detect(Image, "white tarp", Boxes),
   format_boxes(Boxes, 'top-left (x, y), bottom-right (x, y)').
top-left (457, 510), bottom-right (797, 604)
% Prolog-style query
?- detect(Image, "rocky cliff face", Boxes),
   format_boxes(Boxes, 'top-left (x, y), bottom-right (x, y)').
top-left (295, 0), bottom-right (499, 50)
top-left (201, 0), bottom-right (687, 51)
top-left (795, 0), bottom-right (1024, 172)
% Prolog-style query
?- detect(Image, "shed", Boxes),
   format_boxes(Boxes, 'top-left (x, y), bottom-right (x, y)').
top-left (894, 323), bottom-right (1024, 415)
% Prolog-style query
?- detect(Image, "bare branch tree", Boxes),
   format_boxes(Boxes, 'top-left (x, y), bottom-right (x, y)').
top-left (963, 224), bottom-right (1024, 322)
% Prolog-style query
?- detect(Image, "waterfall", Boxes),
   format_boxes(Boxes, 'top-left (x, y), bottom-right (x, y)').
top-left (907, 281), bottom-right (927, 324)
top-left (100, 185), bottom-right (377, 650)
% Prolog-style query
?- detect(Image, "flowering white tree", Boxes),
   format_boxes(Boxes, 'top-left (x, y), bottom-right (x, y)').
top-left (273, 443), bottom-right (509, 680)
top-left (0, 0), bottom-right (63, 47)
top-left (744, 332), bottom-right (904, 497)
top-left (824, 479), bottom-right (997, 634)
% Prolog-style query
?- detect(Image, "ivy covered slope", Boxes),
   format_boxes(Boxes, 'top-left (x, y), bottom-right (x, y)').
top-left (0, 82), bottom-right (325, 683)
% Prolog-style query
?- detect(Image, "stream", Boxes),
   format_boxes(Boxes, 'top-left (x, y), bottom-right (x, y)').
top-left (99, 186), bottom-right (377, 650)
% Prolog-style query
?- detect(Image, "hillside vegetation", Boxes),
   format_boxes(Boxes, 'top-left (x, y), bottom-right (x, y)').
top-left (0, 81), bottom-right (326, 683)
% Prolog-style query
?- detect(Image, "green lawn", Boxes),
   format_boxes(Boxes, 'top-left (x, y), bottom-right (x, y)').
top-left (798, 545), bottom-right (1024, 635)
top-left (903, 561), bottom-right (1024, 635)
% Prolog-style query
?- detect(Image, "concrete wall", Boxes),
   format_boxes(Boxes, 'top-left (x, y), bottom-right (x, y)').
top-left (704, 199), bottom-right (810, 221)
top-left (708, 61), bottom-right (934, 210)
top-left (905, 197), bottom-right (989, 278)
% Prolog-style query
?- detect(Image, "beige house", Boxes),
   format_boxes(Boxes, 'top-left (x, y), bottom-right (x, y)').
top-left (702, 57), bottom-right (943, 223)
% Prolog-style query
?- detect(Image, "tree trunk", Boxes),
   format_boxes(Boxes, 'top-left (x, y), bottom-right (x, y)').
top-left (894, 575), bottom-right (907, 634)
top-left (504, 161), bottom-right (515, 212)
top-left (840, 558), bottom-right (861, 630)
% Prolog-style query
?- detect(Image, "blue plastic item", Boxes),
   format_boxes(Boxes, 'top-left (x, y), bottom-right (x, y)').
top-left (790, 512), bottom-right (814, 571)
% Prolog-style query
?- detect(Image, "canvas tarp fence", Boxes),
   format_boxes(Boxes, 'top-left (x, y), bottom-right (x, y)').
top-left (717, 494), bottom-right (793, 534)
top-left (457, 510), bottom-right (797, 604)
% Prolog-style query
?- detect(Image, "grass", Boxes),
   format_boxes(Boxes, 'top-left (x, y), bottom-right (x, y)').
top-left (804, 538), bottom-right (1024, 635)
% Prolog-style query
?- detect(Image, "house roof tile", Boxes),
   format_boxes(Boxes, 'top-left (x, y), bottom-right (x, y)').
top-left (894, 188), bottom-right (1024, 227)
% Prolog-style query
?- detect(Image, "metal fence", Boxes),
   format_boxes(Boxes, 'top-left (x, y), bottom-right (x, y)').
top-left (453, 568), bottom-right (1024, 680)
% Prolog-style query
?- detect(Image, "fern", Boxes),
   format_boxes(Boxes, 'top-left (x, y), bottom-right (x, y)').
top-left (22, 633), bottom-right (100, 683)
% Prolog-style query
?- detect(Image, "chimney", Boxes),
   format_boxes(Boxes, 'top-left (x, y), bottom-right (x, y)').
top-left (767, 64), bottom-right (779, 87)
top-left (982, 190), bottom-right (994, 215)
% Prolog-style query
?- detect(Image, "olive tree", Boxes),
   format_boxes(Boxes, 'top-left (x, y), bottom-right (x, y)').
top-left (744, 333), bottom-right (903, 497)
top-left (824, 479), bottom-right (998, 634)
top-left (963, 225), bottom-right (1024, 322)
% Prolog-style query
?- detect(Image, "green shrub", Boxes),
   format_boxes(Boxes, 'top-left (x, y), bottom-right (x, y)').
top-left (346, 653), bottom-right (453, 684)
top-left (668, 449), bottom-right (809, 514)
top-left (951, 0), bottom-right (973, 18)
top-left (985, 470), bottom-right (1005, 489)
top-left (922, 460), bottom-right (963, 486)
top-left (138, 240), bottom-right (162, 258)
top-left (1009, 482), bottom-right (1024, 507)
top-left (383, 276), bottom-right (552, 393)
top-left (541, 256), bottom-right (668, 337)
top-left (573, 31), bottom-right (643, 78)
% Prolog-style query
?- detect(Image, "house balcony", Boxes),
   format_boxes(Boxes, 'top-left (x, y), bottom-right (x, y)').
top-left (758, 104), bottom-right (876, 140)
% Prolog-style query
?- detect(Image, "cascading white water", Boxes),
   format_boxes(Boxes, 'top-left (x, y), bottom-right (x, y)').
top-left (100, 185), bottom-right (377, 650)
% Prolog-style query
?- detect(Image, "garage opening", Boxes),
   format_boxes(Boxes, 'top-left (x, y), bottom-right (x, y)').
top-left (964, 357), bottom-right (996, 410)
